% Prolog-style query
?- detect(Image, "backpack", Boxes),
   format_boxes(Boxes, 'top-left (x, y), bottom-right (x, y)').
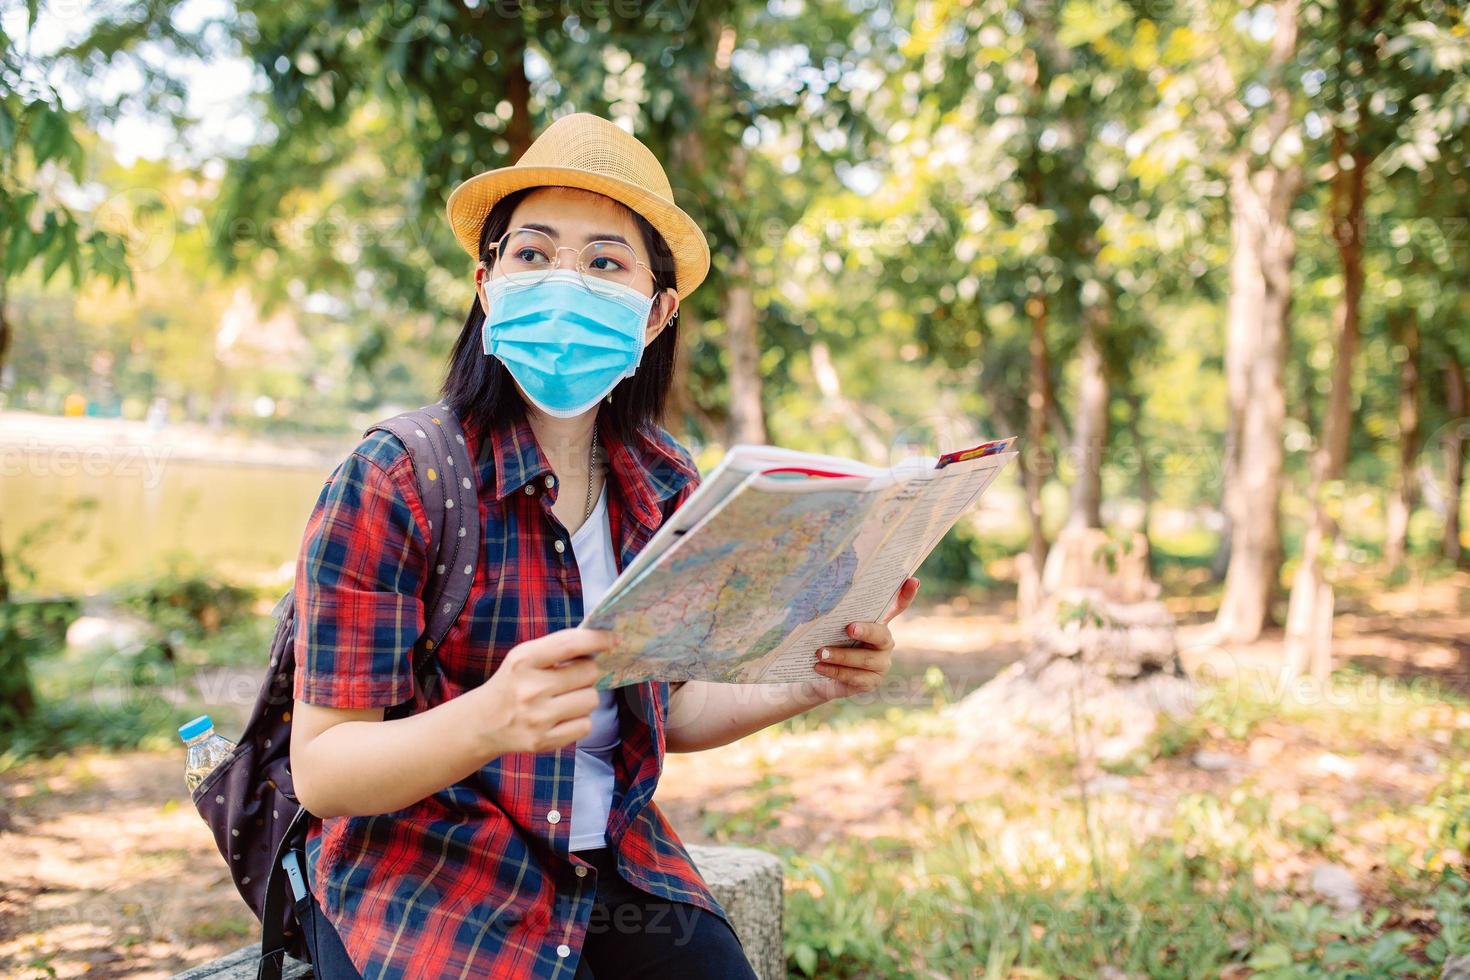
top-left (188, 403), bottom-right (480, 980)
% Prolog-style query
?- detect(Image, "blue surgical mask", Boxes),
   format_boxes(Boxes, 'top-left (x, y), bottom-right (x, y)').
top-left (481, 269), bottom-right (655, 418)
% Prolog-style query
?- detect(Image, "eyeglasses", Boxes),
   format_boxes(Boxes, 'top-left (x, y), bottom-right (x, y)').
top-left (485, 227), bottom-right (655, 297)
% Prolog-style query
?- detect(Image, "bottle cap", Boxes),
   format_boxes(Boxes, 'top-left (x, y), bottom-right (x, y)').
top-left (178, 714), bottom-right (213, 741)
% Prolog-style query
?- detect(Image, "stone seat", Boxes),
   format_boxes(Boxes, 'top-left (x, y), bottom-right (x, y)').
top-left (172, 843), bottom-right (784, 980)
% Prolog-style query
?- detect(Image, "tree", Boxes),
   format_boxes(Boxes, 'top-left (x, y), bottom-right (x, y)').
top-left (1284, 0), bottom-right (1470, 676)
top-left (1384, 306), bottom-right (1420, 572)
top-left (1441, 351), bottom-right (1468, 565)
top-left (0, 3), bottom-right (191, 722)
top-left (0, 4), bottom-right (191, 593)
top-left (1205, 0), bottom-right (1303, 645)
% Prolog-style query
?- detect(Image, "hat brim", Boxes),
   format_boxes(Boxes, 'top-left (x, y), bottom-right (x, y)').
top-left (445, 165), bottom-right (711, 301)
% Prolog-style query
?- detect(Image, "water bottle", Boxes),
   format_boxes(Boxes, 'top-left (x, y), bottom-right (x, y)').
top-left (179, 714), bottom-right (236, 793)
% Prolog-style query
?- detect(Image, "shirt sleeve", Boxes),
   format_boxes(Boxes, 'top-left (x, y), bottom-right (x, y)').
top-left (292, 432), bottom-right (432, 709)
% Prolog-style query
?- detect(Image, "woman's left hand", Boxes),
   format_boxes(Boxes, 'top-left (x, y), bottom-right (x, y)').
top-left (809, 576), bottom-right (920, 701)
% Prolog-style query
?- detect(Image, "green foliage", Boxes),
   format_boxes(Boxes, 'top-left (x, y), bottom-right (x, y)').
top-left (0, 496), bottom-right (94, 728)
top-left (0, 608), bottom-right (276, 767)
top-left (1055, 595), bottom-right (1110, 630)
top-left (912, 521), bottom-right (1002, 594)
top-left (776, 825), bottom-right (1470, 978)
top-left (0, 693), bottom-right (177, 771)
top-left (762, 668), bottom-right (1470, 977)
top-left (0, 562), bottom-right (273, 763)
top-left (0, 597), bottom-right (80, 732)
top-left (1426, 756), bottom-right (1470, 859)
top-left (1284, 803), bottom-right (1336, 852)
top-left (701, 772), bottom-right (798, 841)
top-left (0, 8), bottom-right (173, 296)
top-left (1091, 527), bottom-right (1140, 576)
top-left (784, 847), bottom-right (905, 977)
top-left (1424, 874), bottom-right (1470, 966)
top-left (115, 569), bottom-right (256, 641)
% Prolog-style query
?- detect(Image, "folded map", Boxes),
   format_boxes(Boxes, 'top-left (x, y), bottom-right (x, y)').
top-left (580, 435), bottom-right (1019, 687)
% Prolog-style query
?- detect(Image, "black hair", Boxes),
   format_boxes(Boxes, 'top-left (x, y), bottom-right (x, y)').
top-left (441, 186), bottom-right (681, 446)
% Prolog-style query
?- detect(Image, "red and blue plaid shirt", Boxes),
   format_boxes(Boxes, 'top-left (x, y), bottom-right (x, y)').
top-left (291, 406), bottom-right (728, 978)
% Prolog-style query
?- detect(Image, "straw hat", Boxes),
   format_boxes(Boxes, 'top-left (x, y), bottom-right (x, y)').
top-left (444, 112), bottom-right (711, 300)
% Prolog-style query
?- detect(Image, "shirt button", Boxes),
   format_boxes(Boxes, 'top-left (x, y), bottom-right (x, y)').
top-left (545, 474), bottom-right (556, 488)
top-left (553, 539), bottom-right (566, 554)
top-left (524, 484), bottom-right (536, 495)
top-left (557, 944), bottom-right (571, 958)
top-left (575, 866), bottom-right (588, 877)
top-left (547, 809), bottom-right (561, 823)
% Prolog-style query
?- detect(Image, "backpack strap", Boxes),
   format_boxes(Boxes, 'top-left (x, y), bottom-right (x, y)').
top-left (253, 404), bottom-right (479, 979)
top-left (363, 401), bottom-right (480, 702)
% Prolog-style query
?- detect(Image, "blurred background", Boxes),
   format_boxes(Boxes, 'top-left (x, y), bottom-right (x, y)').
top-left (1, 0), bottom-right (1468, 977)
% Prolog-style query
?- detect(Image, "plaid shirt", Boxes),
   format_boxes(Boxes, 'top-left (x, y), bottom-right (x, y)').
top-left (291, 407), bottom-right (729, 979)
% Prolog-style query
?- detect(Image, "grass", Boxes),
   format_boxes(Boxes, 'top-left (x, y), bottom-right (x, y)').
top-left (707, 669), bottom-right (1470, 977)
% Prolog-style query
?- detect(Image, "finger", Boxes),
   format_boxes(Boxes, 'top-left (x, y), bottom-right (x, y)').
top-left (542, 658), bottom-right (604, 696)
top-left (539, 713), bottom-right (595, 750)
top-left (816, 645), bottom-right (889, 671)
top-left (525, 628), bottom-right (616, 666)
top-left (880, 577), bottom-right (921, 625)
top-left (811, 660), bottom-right (882, 691)
top-left (542, 685), bottom-right (602, 722)
top-left (843, 621), bottom-right (893, 650)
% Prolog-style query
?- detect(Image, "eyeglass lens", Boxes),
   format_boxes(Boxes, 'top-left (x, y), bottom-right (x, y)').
top-left (493, 228), bottom-right (643, 293)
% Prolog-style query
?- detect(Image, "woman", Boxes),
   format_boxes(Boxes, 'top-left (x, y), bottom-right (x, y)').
top-left (288, 112), bottom-right (920, 979)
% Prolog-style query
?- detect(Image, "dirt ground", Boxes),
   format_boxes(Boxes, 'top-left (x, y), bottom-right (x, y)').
top-left (1, 580), bottom-right (1466, 979)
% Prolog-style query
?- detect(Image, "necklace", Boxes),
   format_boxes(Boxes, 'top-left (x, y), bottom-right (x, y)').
top-left (584, 428), bottom-right (599, 524)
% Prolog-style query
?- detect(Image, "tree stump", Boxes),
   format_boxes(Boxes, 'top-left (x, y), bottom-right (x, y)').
top-left (945, 527), bottom-right (1193, 770)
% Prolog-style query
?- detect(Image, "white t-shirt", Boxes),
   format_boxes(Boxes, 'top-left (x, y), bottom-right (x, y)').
top-left (568, 482), bottom-right (622, 852)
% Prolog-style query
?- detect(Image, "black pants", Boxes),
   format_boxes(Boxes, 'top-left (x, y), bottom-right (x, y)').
top-left (298, 847), bottom-right (758, 979)
top-left (570, 844), bottom-right (758, 980)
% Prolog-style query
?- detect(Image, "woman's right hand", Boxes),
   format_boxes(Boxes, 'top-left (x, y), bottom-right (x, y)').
top-left (476, 627), bottom-right (614, 755)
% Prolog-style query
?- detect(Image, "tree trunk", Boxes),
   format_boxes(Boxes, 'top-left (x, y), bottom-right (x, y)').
top-left (1018, 293), bottom-right (1052, 617)
top-left (0, 276), bottom-right (10, 604)
top-left (504, 36), bottom-right (533, 159)
top-left (0, 274), bottom-right (10, 382)
top-left (1384, 310), bottom-right (1420, 571)
top-left (664, 310), bottom-right (699, 438)
top-left (1125, 388), bottom-right (1156, 577)
top-left (1445, 352), bottom-right (1467, 564)
top-left (810, 340), bottom-right (889, 461)
top-left (1213, 157), bottom-right (1296, 642)
top-left (1283, 137), bottom-right (1369, 681)
top-left (1213, 239), bottom-right (1243, 587)
top-left (722, 249), bottom-right (766, 445)
top-left (664, 63), bottom-right (712, 441)
top-left (1211, 0), bottom-right (1299, 644)
top-left (1066, 299), bottom-right (1108, 530)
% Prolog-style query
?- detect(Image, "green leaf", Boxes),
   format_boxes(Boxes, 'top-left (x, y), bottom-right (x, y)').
top-left (1247, 943), bottom-right (1294, 970)
top-left (40, 235), bottom-right (71, 285)
top-left (28, 103), bottom-right (62, 165)
top-left (793, 942), bottom-right (817, 975)
top-left (1057, 0), bottom-right (1130, 49)
top-left (4, 223), bottom-right (35, 277)
top-left (0, 99), bottom-right (15, 154)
